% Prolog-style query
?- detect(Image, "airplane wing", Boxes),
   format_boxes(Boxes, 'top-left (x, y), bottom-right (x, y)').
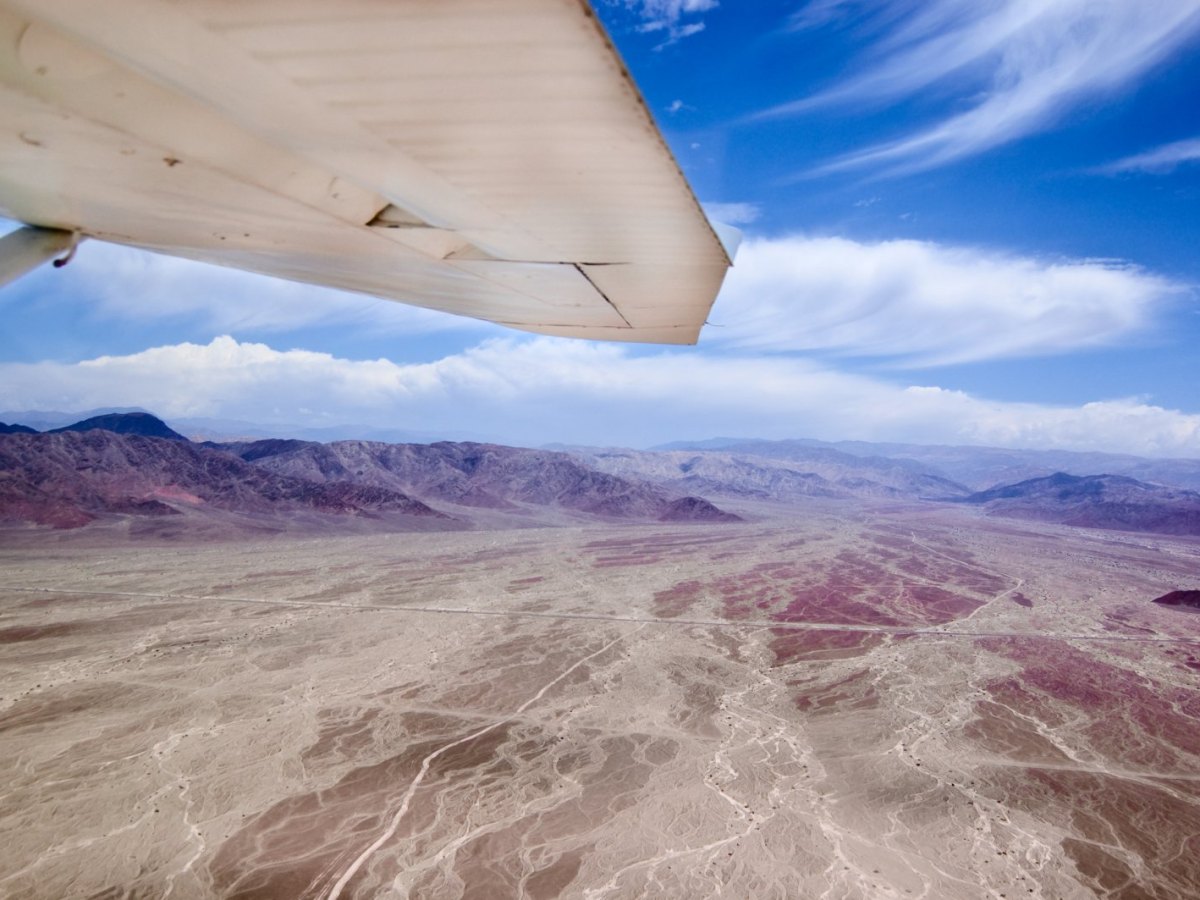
top-left (0, 0), bottom-right (734, 344)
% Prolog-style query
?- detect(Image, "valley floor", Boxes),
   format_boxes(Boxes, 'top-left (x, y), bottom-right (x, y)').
top-left (1, 502), bottom-right (1198, 899)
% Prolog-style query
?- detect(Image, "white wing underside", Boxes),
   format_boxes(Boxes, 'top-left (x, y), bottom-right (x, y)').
top-left (0, 0), bottom-right (732, 343)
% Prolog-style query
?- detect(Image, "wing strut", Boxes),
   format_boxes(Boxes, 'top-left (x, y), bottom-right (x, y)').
top-left (0, 226), bottom-right (82, 288)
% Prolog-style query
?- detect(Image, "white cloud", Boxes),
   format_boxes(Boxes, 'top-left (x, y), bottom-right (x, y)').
top-left (1096, 137), bottom-right (1200, 174)
top-left (758, 0), bottom-right (1200, 175)
top-left (701, 202), bottom-right (761, 225)
top-left (45, 240), bottom-right (498, 337)
top-left (2, 335), bottom-right (1199, 456)
top-left (706, 235), bottom-right (1183, 365)
top-left (618, 0), bottom-right (717, 47)
top-left (627, 0), bottom-right (718, 21)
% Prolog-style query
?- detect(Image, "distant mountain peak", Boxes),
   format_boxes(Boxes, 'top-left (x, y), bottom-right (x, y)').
top-left (49, 412), bottom-right (189, 442)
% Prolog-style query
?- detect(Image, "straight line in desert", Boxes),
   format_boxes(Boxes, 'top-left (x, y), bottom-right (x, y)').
top-left (7, 585), bottom-right (1198, 645)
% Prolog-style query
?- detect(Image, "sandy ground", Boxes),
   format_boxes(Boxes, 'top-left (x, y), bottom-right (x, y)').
top-left (1, 501), bottom-right (1198, 899)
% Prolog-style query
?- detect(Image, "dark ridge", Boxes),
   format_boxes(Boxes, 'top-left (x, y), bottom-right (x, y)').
top-left (959, 472), bottom-right (1135, 503)
top-left (1153, 590), bottom-right (1200, 611)
top-left (222, 438), bottom-right (319, 462)
top-left (658, 496), bottom-right (743, 523)
top-left (0, 422), bottom-right (38, 434)
top-left (953, 472), bottom-right (1200, 536)
top-left (50, 412), bottom-right (188, 442)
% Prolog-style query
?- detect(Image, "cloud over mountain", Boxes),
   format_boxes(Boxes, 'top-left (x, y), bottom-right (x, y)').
top-left (2, 335), bottom-right (1198, 457)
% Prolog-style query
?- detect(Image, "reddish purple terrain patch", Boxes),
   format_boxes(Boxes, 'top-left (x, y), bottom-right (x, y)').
top-left (978, 637), bottom-right (1200, 768)
top-left (770, 629), bottom-right (888, 666)
top-left (652, 580), bottom-right (704, 618)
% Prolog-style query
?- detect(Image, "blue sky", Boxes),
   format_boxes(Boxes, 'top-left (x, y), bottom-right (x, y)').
top-left (2, 0), bottom-right (1200, 454)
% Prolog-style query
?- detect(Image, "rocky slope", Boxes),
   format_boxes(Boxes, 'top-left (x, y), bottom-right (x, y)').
top-left (0, 431), bottom-right (443, 530)
top-left (957, 472), bottom-right (1200, 536)
top-left (221, 439), bottom-right (740, 522)
top-left (570, 446), bottom-right (970, 501)
top-left (0, 413), bottom-right (740, 532)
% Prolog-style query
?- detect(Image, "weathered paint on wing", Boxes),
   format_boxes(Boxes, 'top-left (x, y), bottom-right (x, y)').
top-left (0, 0), bottom-right (731, 343)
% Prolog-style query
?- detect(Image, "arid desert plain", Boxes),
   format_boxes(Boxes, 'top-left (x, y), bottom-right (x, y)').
top-left (2, 501), bottom-right (1199, 899)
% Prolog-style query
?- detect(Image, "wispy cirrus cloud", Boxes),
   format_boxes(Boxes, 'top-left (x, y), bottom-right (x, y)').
top-left (785, 0), bottom-right (867, 33)
top-left (2, 335), bottom-right (1198, 455)
top-left (706, 235), bottom-right (1183, 366)
top-left (1095, 136), bottom-right (1200, 175)
top-left (759, 0), bottom-right (1200, 175)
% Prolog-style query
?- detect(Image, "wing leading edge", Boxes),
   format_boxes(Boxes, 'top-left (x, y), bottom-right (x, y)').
top-left (0, 0), bottom-right (732, 344)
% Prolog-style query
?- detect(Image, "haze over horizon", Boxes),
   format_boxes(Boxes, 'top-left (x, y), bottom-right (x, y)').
top-left (3, 0), bottom-right (1199, 456)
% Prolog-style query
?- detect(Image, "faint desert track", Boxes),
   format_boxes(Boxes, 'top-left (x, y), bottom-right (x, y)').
top-left (6, 585), bottom-right (1200, 645)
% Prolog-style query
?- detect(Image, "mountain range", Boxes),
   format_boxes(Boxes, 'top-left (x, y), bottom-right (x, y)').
top-left (4, 412), bottom-right (1200, 539)
top-left (955, 472), bottom-right (1200, 536)
top-left (0, 414), bottom-right (738, 534)
top-left (656, 437), bottom-right (1200, 493)
top-left (572, 443), bottom-right (1200, 537)
top-left (0, 430), bottom-right (444, 531)
top-left (568, 446), bottom-right (969, 502)
top-left (0, 407), bottom-right (490, 445)
top-left (216, 438), bottom-right (738, 523)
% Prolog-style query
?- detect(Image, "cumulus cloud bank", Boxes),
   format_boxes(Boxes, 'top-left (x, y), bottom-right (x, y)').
top-left (762, 0), bottom-right (1200, 175)
top-left (2, 335), bottom-right (1198, 456)
top-left (707, 236), bottom-right (1180, 365)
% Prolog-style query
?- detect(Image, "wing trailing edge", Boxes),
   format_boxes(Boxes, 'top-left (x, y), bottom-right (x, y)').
top-left (0, 0), bottom-right (732, 344)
